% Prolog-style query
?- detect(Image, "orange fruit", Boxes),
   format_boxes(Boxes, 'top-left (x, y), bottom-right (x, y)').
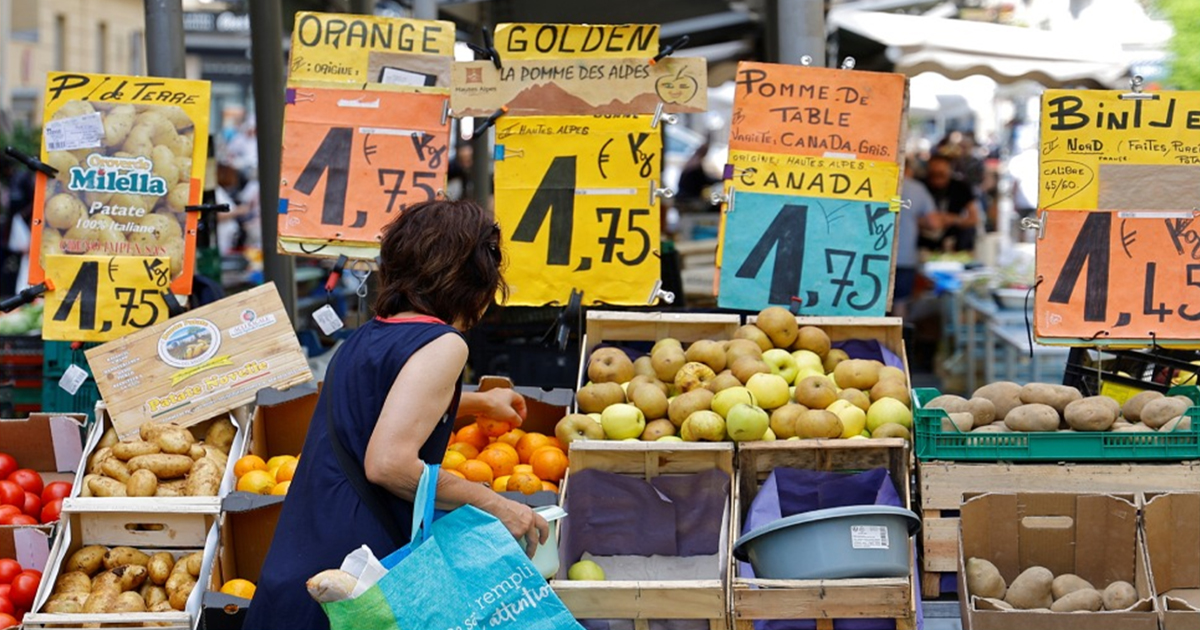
top-left (513, 464), bottom-right (534, 475)
top-left (237, 470), bottom-right (276, 494)
top-left (492, 475), bottom-right (511, 492)
top-left (516, 433), bottom-right (553, 463)
top-left (530, 447), bottom-right (568, 482)
top-left (271, 481), bottom-right (291, 496)
top-left (541, 481), bottom-right (559, 493)
top-left (545, 436), bottom-right (566, 452)
top-left (483, 441), bottom-right (519, 459)
top-left (456, 424), bottom-right (489, 451)
top-left (506, 472), bottom-right (542, 495)
top-left (442, 450), bottom-right (468, 471)
top-left (447, 442), bottom-right (480, 460)
top-left (266, 455), bottom-right (293, 471)
top-left (234, 455), bottom-right (267, 479)
top-left (220, 578), bottom-right (257, 599)
top-left (447, 431), bottom-right (457, 445)
top-left (497, 428), bottom-right (527, 448)
top-left (275, 458), bottom-right (299, 483)
top-left (478, 417), bottom-right (513, 437)
top-left (477, 447), bottom-right (518, 478)
top-left (446, 469), bottom-right (466, 479)
top-left (458, 460), bottom-right (494, 484)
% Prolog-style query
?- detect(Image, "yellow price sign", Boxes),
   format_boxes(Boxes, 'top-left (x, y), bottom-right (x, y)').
top-left (289, 12), bottom-right (454, 90)
top-left (43, 254), bottom-right (171, 342)
top-left (494, 116), bottom-right (661, 305)
top-left (727, 150), bottom-right (900, 202)
top-left (495, 23), bottom-right (659, 60)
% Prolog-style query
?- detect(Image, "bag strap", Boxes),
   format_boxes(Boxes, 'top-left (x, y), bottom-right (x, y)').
top-left (410, 463), bottom-right (439, 545)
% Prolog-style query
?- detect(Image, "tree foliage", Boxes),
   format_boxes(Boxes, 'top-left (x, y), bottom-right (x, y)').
top-left (1159, 0), bottom-right (1200, 89)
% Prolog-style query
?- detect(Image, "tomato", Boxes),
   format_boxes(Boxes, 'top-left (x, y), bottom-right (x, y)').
top-left (8, 571), bottom-right (38, 610)
top-left (5, 515), bottom-right (35, 526)
top-left (0, 507), bottom-right (18, 524)
top-left (19, 493), bottom-right (39, 519)
top-left (0, 483), bottom-right (21, 508)
top-left (6, 470), bottom-right (41, 497)
top-left (0, 585), bottom-right (7, 600)
top-left (0, 596), bottom-right (11, 616)
top-left (40, 499), bottom-right (62, 525)
top-left (40, 481), bottom-right (72, 505)
top-left (0, 455), bottom-right (15, 483)
top-left (0, 560), bottom-right (18, 585)
top-left (0, 612), bottom-right (14, 630)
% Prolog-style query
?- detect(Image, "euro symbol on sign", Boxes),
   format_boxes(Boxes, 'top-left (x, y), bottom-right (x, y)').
top-left (598, 138), bottom-right (613, 179)
top-left (363, 133), bottom-right (378, 165)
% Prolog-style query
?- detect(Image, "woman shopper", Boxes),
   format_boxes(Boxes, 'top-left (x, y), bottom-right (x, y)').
top-left (245, 199), bottom-right (549, 630)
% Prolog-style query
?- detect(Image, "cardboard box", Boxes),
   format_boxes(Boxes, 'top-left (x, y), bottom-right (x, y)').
top-left (458, 375), bottom-right (574, 437)
top-left (202, 494), bottom-right (286, 630)
top-left (958, 492), bottom-right (1157, 630)
top-left (249, 383), bottom-right (318, 462)
top-left (1143, 492), bottom-right (1200, 630)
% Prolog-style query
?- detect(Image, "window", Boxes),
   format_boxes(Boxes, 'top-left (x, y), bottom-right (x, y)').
top-left (96, 23), bottom-right (108, 73)
top-left (130, 30), bottom-right (143, 75)
top-left (54, 14), bottom-right (66, 70)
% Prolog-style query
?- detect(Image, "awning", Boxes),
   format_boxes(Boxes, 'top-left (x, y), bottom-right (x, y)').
top-left (830, 10), bottom-right (1130, 88)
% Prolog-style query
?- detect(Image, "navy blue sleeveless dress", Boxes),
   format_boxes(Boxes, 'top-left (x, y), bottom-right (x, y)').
top-left (244, 316), bottom-right (462, 630)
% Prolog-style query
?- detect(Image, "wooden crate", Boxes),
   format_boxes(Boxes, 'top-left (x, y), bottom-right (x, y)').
top-left (747, 315), bottom-right (911, 383)
top-left (24, 509), bottom-right (217, 630)
top-left (731, 440), bottom-right (917, 630)
top-left (579, 311), bottom-right (743, 387)
top-left (918, 460), bottom-right (1200, 598)
top-left (553, 441), bottom-right (734, 630)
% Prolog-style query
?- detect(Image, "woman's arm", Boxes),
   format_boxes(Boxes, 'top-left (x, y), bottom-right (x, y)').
top-left (363, 334), bottom-right (548, 555)
top-left (456, 389), bottom-right (528, 426)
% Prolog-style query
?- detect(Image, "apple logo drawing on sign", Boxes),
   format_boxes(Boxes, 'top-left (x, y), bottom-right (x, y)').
top-left (656, 67), bottom-right (699, 105)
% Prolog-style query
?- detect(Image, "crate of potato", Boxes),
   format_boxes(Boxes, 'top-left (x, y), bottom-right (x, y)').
top-left (913, 382), bottom-right (1200, 461)
top-left (64, 403), bottom-right (249, 512)
top-left (23, 508), bottom-right (216, 630)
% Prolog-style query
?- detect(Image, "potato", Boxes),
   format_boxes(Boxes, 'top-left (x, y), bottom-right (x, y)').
top-left (141, 584), bottom-right (168, 608)
top-left (127, 454), bottom-right (194, 479)
top-left (104, 547), bottom-right (151, 570)
top-left (202, 446), bottom-right (229, 470)
top-left (98, 427), bottom-right (119, 450)
top-left (54, 571), bottom-right (93, 594)
top-left (1064, 397), bottom-right (1118, 432)
top-left (44, 192), bottom-right (87, 230)
top-left (1019, 383), bottom-right (1082, 414)
top-left (188, 443), bottom-right (207, 460)
top-left (51, 99), bottom-right (96, 121)
top-left (926, 394), bottom-right (967, 410)
top-left (79, 473), bottom-right (101, 497)
top-left (1004, 404), bottom-right (1061, 432)
top-left (972, 424), bottom-right (1011, 433)
top-left (154, 479), bottom-right (187, 497)
top-left (979, 598), bottom-right (1013, 611)
top-left (927, 395), bottom-right (996, 428)
top-left (182, 552), bottom-right (203, 577)
top-left (88, 475), bottom-right (128, 497)
top-left (88, 446), bottom-right (114, 474)
top-left (943, 412), bottom-right (975, 433)
top-left (140, 422), bottom-right (171, 442)
top-left (127, 469), bottom-right (159, 497)
top-left (100, 457), bottom-right (133, 483)
top-left (122, 123), bottom-right (155, 156)
top-left (1103, 581), bottom-right (1138, 610)
top-left (204, 418), bottom-right (236, 454)
top-left (91, 570), bottom-right (121, 593)
top-left (1052, 573), bottom-right (1095, 599)
top-left (112, 440), bottom-right (162, 461)
top-left (1141, 397), bottom-right (1190, 429)
top-left (966, 557), bottom-right (1007, 599)
top-left (974, 382), bottom-right (1024, 421)
top-left (168, 576), bottom-right (195, 610)
top-left (44, 593), bottom-right (87, 613)
top-left (1121, 391), bottom-right (1163, 423)
top-left (103, 108), bottom-right (136, 146)
top-left (67, 545), bottom-right (108, 575)
top-left (184, 457), bottom-right (222, 497)
top-left (1051, 588), bottom-right (1103, 612)
top-left (83, 573), bottom-right (121, 613)
top-left (1004, 566), bottom-right (1054, 609)
top-left (114, 591), bottom-right (148, 613)
top-left (165, 571), bottom-right (193, 594)
top-left (1160, 415), bottom-right (1192, 432)
top-left (115, 564), bottom-right (149, 592)
top-left (155, 428), bottom-right (195, 455)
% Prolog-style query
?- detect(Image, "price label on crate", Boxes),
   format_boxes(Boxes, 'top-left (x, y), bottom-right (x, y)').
top-left (494, 115), bottom-right (661, 305)
top-left (1035, 210), bottom-right (1200, 342)
top-left (43, 254), bottom-right (171, 342)
top-left (278, 87), bottom-right (449, 259)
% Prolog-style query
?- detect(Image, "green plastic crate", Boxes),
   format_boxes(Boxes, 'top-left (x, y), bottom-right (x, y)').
top-left (913, 386), bottom-right (1200, 461)
top-left (41, 378), bottom-right (101, 422)
top-left (43, 341), bottom-right (99, 378)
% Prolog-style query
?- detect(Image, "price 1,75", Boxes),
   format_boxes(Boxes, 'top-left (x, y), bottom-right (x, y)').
top-left (43, 255), bottom-right (171, 342)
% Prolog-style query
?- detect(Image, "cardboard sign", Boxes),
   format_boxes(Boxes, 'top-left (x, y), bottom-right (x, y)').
top-left (28, 72), bottom-right (210, 296)
top-left (1039, 90), bottom-right (1200, 210)
top-left (1035, 210), bottom-right (1200, 342)
top-left (726, 149), bottom-right (900, 202)
top-left (494, 115), bottom-right (661, 305)
top-left (278, 87), bottom-right (449, 259)
top-left (288, 12), bottom-right (454, 90)
top-left (728, 61), bottom-right (906, 161)
top-left (718, 191), bottom-right (895, 314)
top-left (451, 57), bottom-right (706, 117)
top-left (495, 23), bottom-right (659, 60)
top-left (85, 283), bottom-right (312, 439)
top-left (42, 254), bottom-right (171, 341)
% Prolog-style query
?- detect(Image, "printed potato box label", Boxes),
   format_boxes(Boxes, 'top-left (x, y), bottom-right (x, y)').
top-left (29, 72), bottom-right (211, 295)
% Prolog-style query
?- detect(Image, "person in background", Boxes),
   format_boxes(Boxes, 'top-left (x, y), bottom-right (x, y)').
top-left (446, 143), bottom-right (473, 201)
top-left (675, 142), bottom-right (720, 213)
top-left (920, 154), bottom-right (979, 252)
top-left (893, 158), bottom-right (938, 318)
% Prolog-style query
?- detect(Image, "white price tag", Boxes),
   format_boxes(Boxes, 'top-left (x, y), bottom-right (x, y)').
top-left (850, 525), bottom-right (890, 550)
top-left (58, 364), bottom-right (89, 396)
top-left (313, 304), bottom-right (344, 336)
top-left (44, 113), bottom-right (105, 152)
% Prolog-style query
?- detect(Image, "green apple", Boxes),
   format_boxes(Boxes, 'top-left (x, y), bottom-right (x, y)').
top-left (762, 349), bottom-right (800, 384)
top-left (790, 349), bottom-right (824, 374)
top-left (568, 560), bottom-right (606, 580)
top-left (555, 413), bottom-right (605, 445)
top-left (682, 410), bottom-right (726, 441)
top-left (657, 435), bottom-right (684, 442)
top-left (826, 399), bottom-right (867, 438)
top-left (866, 397), bottom-right (913, 432)
top-left (726, 403), bottom-right (769, 442)
top-left (762, 427), bottom-right (777, 441)
top-left (847, 435), bottom-right (867, 440)
top-left (746, 373), bottom-right (791, 410)
top-left (712, 386), bottom-right (755, 418)
top-left (601, 403), bottom-right (646, 440)
top-left (786, 436), bottom-right (800, 441)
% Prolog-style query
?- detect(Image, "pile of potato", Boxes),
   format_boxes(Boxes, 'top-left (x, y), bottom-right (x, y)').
top-left (43, 545), bottom-right (203, 616)
top-left (967, 558), bottom-right (1140, 612)
top-left (82, 419), bottom-right (236, 498)
top-left (928, 382), bottom-right (1193, 434)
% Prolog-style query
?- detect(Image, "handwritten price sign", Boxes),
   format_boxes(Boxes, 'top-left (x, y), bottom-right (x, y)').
top-left (43, 254), bottom-right (171, 342)
top-left (278, 87), bottom-right (449, 259)
top-left (288, 12), bottom-right (454, 90)
top-left (1036, 210), bottom-right (1200, 342)
top-left (494, 115), bottom-right (661, 305)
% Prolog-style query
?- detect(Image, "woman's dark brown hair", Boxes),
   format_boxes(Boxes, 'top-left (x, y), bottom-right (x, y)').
top-left (373, 200), bottom-right (507, 329)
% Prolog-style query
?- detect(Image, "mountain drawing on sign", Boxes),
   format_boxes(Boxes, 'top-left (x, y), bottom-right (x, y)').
top-left (504, 82), bottom-right (667, 116)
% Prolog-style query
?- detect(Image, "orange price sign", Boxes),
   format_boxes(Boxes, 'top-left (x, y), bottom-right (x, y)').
top-left (279, 86), bottom-right (449, 256)
top-left (1035, 210), bottom-right (1200, 343)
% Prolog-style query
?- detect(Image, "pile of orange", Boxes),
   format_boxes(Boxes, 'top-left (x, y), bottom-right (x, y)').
top-left (234, 454), bottom-right (298, 496)
top-left (442, 421), bottom-right (568, 495)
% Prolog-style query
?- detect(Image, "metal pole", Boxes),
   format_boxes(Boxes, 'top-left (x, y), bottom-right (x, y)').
top-left (0, 0), bottom-right (10, 111)
top-left (248, 0), bottom-right (296, 321)
top-left (468, 2), bottom-right (491, 206)
top-left (348, 0), bottom-right (373, 15)
top-left (412, 0), bottom-right (437, 20)
top-left (777, 0), bottom-right (825, 66)
top-left (142, 0), bottom-right (186, 78)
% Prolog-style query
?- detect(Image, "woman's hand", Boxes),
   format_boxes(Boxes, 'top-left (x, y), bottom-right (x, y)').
top-left (476, 388), bottom-right (528, 427)
top-left (488, 497), bottom-right (549, 558)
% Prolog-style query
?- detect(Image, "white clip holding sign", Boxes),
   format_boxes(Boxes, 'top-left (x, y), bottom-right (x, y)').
top-left (651, 102), bottom-right (678, 129)
top-left (646, 279), bottom-right (676, 305)
top-left (1021, 210), bottom-right (1048, 240)
top-left (1120, 75), bottom-right (1158, 101)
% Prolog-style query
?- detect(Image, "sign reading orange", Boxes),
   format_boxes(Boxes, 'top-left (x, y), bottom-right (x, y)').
top-left (728, 61), bottom-right (906, 161)
top-left (278, 87), bottom-right (449, 249)
top-left (1035, 210), bottom-right (1200, 343)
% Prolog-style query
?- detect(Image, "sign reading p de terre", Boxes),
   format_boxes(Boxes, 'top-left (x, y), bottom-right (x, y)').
top-left (85, 283), bottom-right (313, 439)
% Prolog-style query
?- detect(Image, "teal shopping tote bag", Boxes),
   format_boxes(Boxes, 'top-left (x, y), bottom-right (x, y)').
top-left (320, 464), bottom-right (584, 630)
